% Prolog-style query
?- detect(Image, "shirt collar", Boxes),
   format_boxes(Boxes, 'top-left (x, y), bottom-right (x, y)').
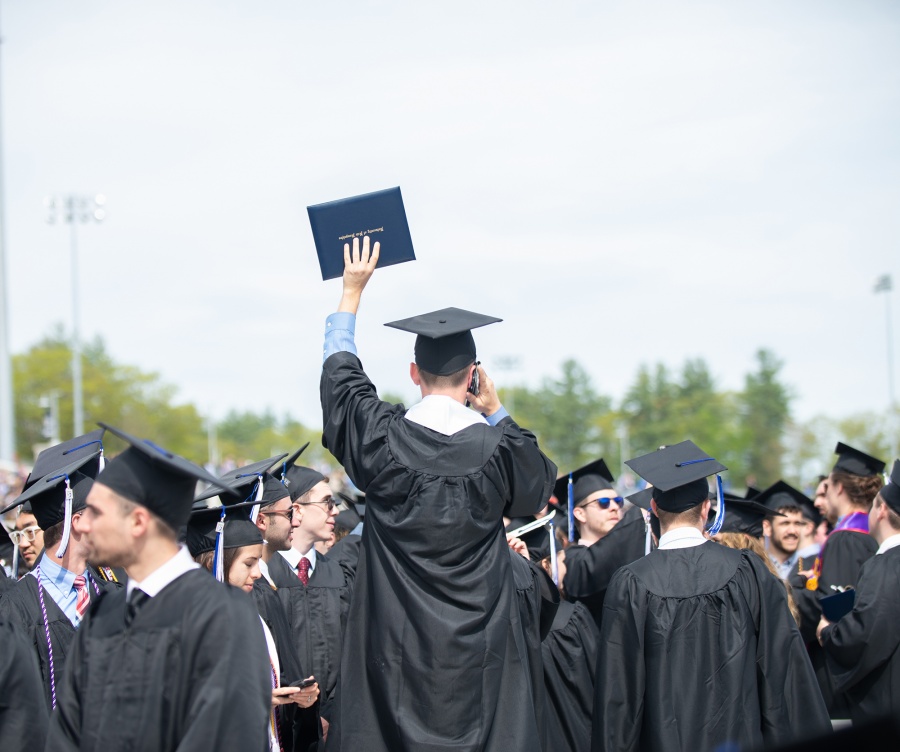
top-left (279, 545), bottom-right (317, 572)
top-left (658, 526), bottom-right (707, 550)
top-left (127, 545), bottom-right (199, 599)
top-left (405, 395), bottom-right (487, 436)
top-left (876, 533), bottom-right (900, 555)
top-left (258, 557), bottom-right (275, 587)
top-left (37, 552), bottom-right (81, 589)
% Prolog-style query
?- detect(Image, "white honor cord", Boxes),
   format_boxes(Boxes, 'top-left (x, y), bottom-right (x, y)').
top-left (506, 510), bottom-right (556, 539)
top-left (644, 510), bottom-right (652, 556)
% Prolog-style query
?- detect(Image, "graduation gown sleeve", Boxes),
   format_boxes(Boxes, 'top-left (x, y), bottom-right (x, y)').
top-left (0, 619), bottom-right (48, 752)
top-left (563, 505), bottom-right (649, 630)
top-left (820, 548), bottom-right (900, 724)
top-left (794, 529), bottom-right (877, 642)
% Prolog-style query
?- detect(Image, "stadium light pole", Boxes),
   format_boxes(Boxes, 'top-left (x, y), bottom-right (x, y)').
top-left (0, 4), bottom-right (15, 463)
top-left (46, 194), bottom-right (105, 437)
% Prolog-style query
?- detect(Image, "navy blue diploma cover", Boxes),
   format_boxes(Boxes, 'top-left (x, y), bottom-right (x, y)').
top-left (820, 589), bottom-right (856, 622)
top-left (307, 187), bottom-right (416, 281)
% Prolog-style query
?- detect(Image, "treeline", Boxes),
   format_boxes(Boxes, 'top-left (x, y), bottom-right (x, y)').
top-left (11, 330), bottom-right (898, 490)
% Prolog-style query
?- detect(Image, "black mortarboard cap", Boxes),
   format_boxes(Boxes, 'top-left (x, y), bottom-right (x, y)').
top-left (285, 465), bottom-right (327, 502)
top-left (25, 429), bottom-right (106, 490)
top-left (709, 499), bottom-right (781, 538)
top-left (745, 485), bottom-right (762, 499)
top-left (880, 459), bottom-right (900, 515)
top-left (194, 454), bottom-right (289, 504)
top-left (270, 443), bottom-right (310, 487)
top-left (384, 307), bottom-right (502, 376)
top-left (1, 450), bottom-right (102, 530)
top-left (755, 480), bottom-right (820, 525)
top-left (334, 497), bottom-right (362, 535)
top-left (626, 487), bottom-right (654, 510)
top-left (186, 500), bottom-right (263, 557)
top-left (307, 186), bottom-right (416, 281)
top-left (625, 441), bottom-right (726, 513)
top-left (832, 442), bottom-right (885, 478)
top-left (96, 423), bottom-right (236, 533)
top-left (552, 458), bottom-right (615, 507)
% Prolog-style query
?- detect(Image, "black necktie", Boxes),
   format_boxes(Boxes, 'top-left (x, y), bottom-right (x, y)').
top-left (124, 589), bottom-right (149, 627)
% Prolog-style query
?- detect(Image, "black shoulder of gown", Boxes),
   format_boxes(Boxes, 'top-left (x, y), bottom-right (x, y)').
top-left (45, 568), bottom-right (272, 752)
top-left (820, 546), bottom-right (900, 725)
top-left (0, 618), bottom-right (49, 752)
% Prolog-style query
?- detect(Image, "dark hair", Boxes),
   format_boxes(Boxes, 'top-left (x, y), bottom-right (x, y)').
top-left (42, 520), bottom-right (64, 550)
top-left (418, 364), bottom-right (471, 390)
top-left (194, 547), bottom-right (241, 578)
top-left (831, 471), bottom-right (884, 510)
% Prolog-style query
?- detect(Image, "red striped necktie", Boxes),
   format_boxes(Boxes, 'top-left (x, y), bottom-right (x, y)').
top-left (73, 575), bottom-right (89, 620)
top-left (297, 557), bottom-right (310, 585)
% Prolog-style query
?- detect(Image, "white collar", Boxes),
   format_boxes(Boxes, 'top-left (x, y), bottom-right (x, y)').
top-left (279, 545), bottom-right (317, 572)
top-left (258, 557), bottom-right (275, 587)
top-left (658, 526), bottom-right (707, 550)
top-left (876, 533), bottom-right (900, 555)
top-left (126, 545), bottom-right (199, 599)
top-left (404, 395), bottom-right (487, 436)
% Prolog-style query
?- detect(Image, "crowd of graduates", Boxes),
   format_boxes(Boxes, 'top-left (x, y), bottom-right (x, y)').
top-left (0, 241), bottom-right (898, 752)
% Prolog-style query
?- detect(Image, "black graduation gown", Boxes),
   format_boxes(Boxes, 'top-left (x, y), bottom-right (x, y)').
top-left (45, 568), bottom-right (272, 752)
top-left (267, 548), bottom-right (354, 722)
top-left (592, 541), bottom-right (831, 752)
top-left (0, 566), bottom-right (11, 597)
top-left (541, 600), bottom-right (599, 752)
top-left (563, 504), bottom-right (651, 631)
top-left (792, 528), bottom-right (877, 715)
top-left (0, 619), bottom-right (48, 752)
top-left (820, 545), bottom-right (900, 725)
top-left (0, 564), bottom-right (118, 712)
top-left (320, 351), bottom-right (557, 752)
top-left (510, 551), bottom-right (560, 752)
top-left (253, 577), bottom-right (321, 752)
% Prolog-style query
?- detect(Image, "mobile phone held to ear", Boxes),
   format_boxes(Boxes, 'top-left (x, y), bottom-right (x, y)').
top-left (290, 677), bottom-right (317, 689)
top-left (468, 361), bottom-right (481, 396)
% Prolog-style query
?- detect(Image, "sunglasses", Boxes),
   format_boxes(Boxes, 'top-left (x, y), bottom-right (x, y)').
top-left (581, 497), bottom-right (624, 511)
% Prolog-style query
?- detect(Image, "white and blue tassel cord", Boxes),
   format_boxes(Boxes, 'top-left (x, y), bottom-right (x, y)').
top-left (674, 457), bottom-right (725, 536)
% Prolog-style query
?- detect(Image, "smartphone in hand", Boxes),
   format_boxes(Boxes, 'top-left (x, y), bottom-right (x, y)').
top-left (468, 361), bottom-right (481, 396)
top-left (289, 677), bottom-right (317, 689)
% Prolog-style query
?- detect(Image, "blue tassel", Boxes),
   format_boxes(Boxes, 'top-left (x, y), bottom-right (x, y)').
top-left (549, 521), bottom-right (559, 586)
top-left (212, 507), bottom-right (226, 582)
top-left (567, 473), bottom-right (575, 543)
top-left (707, 474), bottom-right (726, 536)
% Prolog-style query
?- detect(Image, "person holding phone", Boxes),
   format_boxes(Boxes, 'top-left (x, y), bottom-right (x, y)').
top-left (318, 237), bottom-right (557, 752)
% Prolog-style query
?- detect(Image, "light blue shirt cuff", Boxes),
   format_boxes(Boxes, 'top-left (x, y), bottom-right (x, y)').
top-left (484, 406), bottom-right (509, 426)
top-left (324, 312), bottom-right (358, 362)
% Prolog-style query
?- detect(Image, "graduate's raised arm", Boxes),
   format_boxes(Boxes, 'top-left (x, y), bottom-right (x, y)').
top-left (337, 235), bottom-right (380, 315)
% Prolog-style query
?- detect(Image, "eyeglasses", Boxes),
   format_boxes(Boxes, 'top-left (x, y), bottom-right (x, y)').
top-left (297, 498), bottom-right (337, 513)
top-left (581, 497), bottom-right (624, 511)
top-left (261, 508), bottom-right (294, 522)
top-left (10, 525), bottom-right (42, 544)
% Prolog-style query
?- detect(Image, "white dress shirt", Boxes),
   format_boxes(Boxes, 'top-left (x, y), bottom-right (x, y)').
top-left (126, 545), bottom-right (199, 598)
top-left (279, 545), bottom-right (317, 575)
top-left (876, 532), bottom-right (900, 555)
top-left (658, 526), bottom-right (707, 550)
top-left (405, 395), bottom-right (487, 436)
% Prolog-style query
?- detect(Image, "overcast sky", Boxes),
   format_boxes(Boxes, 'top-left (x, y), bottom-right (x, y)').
top-left (2, 0), bottom-right (898, 433)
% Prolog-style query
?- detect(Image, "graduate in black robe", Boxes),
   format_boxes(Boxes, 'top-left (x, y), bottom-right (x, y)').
top-left (817, 462), bottom-right (900, 725)
top-left (593, 441), bottom-right (830, 752)
top-left (319, 239), bottom-right (557, 752)
top-left (263, 461), bottom-right (357, 726)
top-left (541, 599), bottom-right (599, 752)
top-left (791, 442), bottom-right (883, 716)
top-left (45, 423), bottom-right (271, 752)
top-left (563, 503), bottom-right (651, 631)
top-left (0, 442), bottom-right (121, 712)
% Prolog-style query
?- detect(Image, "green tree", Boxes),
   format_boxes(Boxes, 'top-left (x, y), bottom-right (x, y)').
top-left (739, 349), bottom-right (792, 488)
top-left (499, 359), bottom-right (611, 471)
top-left (14, 329), bottom-right (206, 463)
